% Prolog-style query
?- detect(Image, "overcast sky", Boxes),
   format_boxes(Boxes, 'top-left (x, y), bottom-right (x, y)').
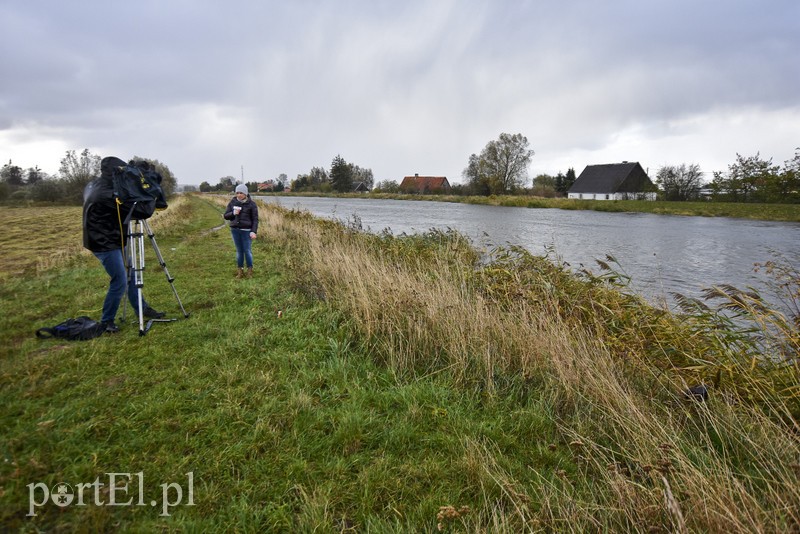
top-left (1, 0), bottom-right (798, 186)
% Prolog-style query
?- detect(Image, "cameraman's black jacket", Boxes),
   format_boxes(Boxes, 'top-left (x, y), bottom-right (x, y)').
top-left (82, 159), bottom-right (125, 252)
top-left (224, 197), bottom-right (259, 233)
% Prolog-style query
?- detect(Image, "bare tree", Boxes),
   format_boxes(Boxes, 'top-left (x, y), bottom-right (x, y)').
top-left (656, 163), bottom-right (703, 201)
top-left (463, 133), bottom-right (534, 195)
top-left (59, 149), bottom-right (101, 202)
top-left (349, 163), bottom-right (374, 189)
top-left (308, 166), bottom-right (328, 187)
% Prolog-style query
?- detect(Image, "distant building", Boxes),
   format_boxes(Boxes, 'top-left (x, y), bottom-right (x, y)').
top-left (400, 174), bottom-right (451, 194)
top-left (568, 162), bottom-right (656, 200)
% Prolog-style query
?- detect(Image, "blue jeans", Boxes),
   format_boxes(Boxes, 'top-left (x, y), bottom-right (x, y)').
top-left (93, 248), bottom-right (150, 323)
top-left (230, 229), bottom-right (253, 268)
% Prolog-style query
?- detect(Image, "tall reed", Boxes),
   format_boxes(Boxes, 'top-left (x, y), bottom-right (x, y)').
top-left (266, 202), bottom-right (800, 532)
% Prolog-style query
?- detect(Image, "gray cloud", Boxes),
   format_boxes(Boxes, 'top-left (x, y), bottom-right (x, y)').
top-left (1, 0), bottom-right (798, 184)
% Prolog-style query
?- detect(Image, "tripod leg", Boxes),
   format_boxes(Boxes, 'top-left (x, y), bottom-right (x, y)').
top-left (142, 219), bottom-right (190, 318)
top-left (129, 220), bottom-right (146, 335)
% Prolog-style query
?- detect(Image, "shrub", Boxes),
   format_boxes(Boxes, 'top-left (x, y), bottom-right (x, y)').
top-left (8, 189), bottom-right (29, 202)
top-left (29, 179), bottom-right (66, 202)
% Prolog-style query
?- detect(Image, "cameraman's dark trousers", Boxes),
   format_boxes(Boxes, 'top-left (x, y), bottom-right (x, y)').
top-left (94, 248), bottom-right (153, 323)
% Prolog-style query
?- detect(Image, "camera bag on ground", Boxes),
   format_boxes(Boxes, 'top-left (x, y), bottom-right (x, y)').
top-left (102, 156), bottom-right (168, 220)
top-left (36, 316), bottom-right (107, 341)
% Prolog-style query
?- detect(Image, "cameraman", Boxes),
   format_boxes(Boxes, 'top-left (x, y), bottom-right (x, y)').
top-left (82, 157), bottom-right (165, 333)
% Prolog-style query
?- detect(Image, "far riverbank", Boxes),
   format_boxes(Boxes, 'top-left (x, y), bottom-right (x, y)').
top-left (256, 192), bottom-right (800, 223)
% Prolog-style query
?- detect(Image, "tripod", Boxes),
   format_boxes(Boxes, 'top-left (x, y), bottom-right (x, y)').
top-left (124, 218), bottom-right (189, 335)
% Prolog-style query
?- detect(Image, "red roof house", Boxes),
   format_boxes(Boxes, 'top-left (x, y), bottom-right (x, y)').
top-left (400, 174), bottom-right (451, 194)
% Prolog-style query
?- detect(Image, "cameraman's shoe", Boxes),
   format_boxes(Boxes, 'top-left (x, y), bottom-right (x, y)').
top-left (143, 306), bottom-right (166, 319)
top-left (102, 320), bottom-right (120, 334)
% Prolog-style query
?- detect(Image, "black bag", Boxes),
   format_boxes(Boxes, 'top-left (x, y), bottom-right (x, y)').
top-left (102, 156), bottom-right (168, 220)
top-left (36, 316), bottom-right (106, 341)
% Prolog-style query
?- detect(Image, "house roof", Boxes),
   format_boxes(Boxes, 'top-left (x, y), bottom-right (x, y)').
top-left (400, 176), bottom-right (450, 190)
top-left (569, 162), bottom-right (653, 194)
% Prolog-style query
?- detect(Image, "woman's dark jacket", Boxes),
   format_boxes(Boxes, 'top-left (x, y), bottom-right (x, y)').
top-left (224, 196), bottom-right (259, 233)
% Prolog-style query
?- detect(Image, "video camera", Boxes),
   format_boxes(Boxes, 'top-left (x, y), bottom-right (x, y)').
top-left (103, 156), bottom-right (168, 220)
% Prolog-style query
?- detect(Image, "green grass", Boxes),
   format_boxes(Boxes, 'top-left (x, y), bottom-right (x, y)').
top-left (2, 195), bottom-right (798, 532)
top-left (0, 197), bottom-right (574, 531)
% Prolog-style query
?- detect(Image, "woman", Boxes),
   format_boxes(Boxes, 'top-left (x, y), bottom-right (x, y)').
top-left (223, 184), bottom-right (259, 278)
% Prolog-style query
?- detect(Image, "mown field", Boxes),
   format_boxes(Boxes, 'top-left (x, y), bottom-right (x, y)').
top-left (0, 195), bottom-right (798, 532)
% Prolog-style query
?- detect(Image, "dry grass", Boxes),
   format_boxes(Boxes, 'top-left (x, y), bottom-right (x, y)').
top-left (0, 205), bottom-right (85, 278)
top-left (0, 196), bottom-right (191, 279)
top-left (269, 203), bottom-right (800, 532)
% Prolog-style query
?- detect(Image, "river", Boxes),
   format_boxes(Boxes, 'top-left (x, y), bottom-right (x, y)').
top-left (258, 196), bottom-right (800, 310)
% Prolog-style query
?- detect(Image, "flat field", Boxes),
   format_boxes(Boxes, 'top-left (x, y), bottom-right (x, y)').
top-left (0, 206), bottom-right (85, 279)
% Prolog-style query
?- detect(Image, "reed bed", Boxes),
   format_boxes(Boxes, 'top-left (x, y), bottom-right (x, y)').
top-left (269, 203), bottom-right (800, 532)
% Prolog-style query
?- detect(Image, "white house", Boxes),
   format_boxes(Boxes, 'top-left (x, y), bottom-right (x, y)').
top-left (568, 162), bottom-right (657, 201)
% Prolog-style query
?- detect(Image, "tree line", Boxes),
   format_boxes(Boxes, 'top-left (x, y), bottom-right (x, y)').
top-left (451, 134), bottom-right (799, 203)
top-left (425, 133), bottom-right (797, 204)
top-left (651, 151), bottom-right (800, 203)
top-left (704, 151), bottom-right (800, 203)
top-left (199, 154), bottom-right (376, 195)
top-left (5, 141), bottom-right (799, 204)
top-left (0, 149), bottom-right (177, 204)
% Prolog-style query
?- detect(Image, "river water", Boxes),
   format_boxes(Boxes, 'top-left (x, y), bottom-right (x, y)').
top-left (259, 196), bottom-right (800, 310)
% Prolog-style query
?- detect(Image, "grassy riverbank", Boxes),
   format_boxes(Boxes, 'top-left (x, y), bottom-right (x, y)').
top-left (267, 192), bottom-right (800, 222)
top-left (1, 195), bottom-right (798, 531)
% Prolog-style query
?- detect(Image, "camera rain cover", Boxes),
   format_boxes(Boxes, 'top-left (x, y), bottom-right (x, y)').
top-left (102, 156), bottom-right (167, 219)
